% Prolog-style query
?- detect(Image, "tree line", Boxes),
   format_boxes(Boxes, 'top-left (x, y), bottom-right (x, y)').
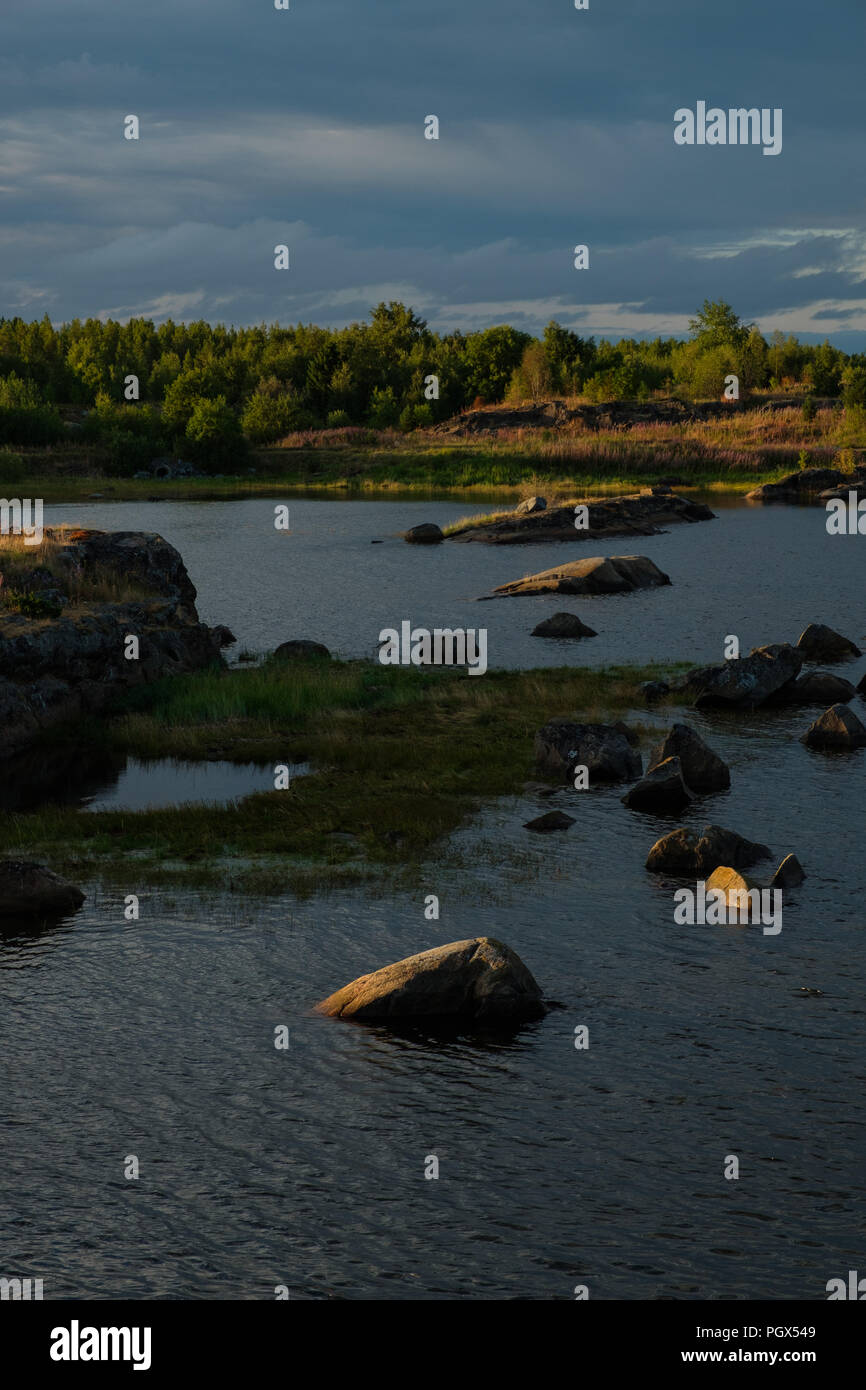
top-left (0, 299), bottom-right (864, 473)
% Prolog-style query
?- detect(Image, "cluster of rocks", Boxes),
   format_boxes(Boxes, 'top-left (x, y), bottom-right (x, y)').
top-left (622, 723), bottom-right (730, 815)
top-left (663, 624), bottom-right (863, 713)
top-left (645, 826), bottom-right (805, 902)
top-left (531, 716), bottom-right (731, 818)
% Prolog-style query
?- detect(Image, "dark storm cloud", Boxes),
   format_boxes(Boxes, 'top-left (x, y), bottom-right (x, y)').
top-left (0, 0), bottom-right (864, 341)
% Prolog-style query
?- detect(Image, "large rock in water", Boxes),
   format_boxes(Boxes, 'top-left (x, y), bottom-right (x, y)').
top-left (800, 703), bottom-right (866, 749)
top-left (646, 825), bottom-right (771, 875)
top-left (679, 644), bottom-right (802, 708)
top-left (647, 723), bottom-right (730, 792)
top-left (531, 612), bottom-right (597, 639)
top-left (795, 623), bottom-right (862, 662)
top-left (535, 719), bottom-right (642, 783)
top-left (314, 937), bottom-right (546, 1023)
top-left (404, 523), bottom-right (444, 544)
top-left (622, 756), bottom-right (693, 814)
top-left (489, 554), bottom-right (671, 598)
top-left (0, 861), bottom-right (85, 918)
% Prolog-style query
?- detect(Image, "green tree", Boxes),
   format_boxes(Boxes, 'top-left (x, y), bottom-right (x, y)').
top-left (185, 395), bottom-right (247, 470)
top-left (688, 300), bottom-right (751, 351)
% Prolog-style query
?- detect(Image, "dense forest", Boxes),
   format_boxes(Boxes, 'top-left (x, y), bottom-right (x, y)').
top-left (1, 299), bottom-right (865, 474)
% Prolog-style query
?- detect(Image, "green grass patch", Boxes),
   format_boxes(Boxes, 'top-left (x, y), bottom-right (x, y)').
top-left (3, 659), bottom-right (685, 892)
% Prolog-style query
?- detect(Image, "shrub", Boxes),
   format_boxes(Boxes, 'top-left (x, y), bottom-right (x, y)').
top-left (398, 403), bottom-right (433, 431)
top-left (368, 386), bottom-right (400, 429)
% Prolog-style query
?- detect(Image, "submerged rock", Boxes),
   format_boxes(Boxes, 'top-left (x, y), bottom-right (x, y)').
top-left (524, 810), bottom-right (575, 832)
top-left (645, 824), bottom-right (771, 875)
top-left (0, 860), bottom-right (85, 918)
top-left (795, 623), bottom-right (861, 663)
top-left (535, 719), bottom-right (642, 783)
top-left (314, 937), bottom-right (546, 1023)
top-left (800, 703), bottom-right (866, 749)
top-left (531, 612), bottom-right (597, 639)
top-left (622, 756), bottom-right (693, 815)
top-left (490, 554), bottom-right (671, 598)
top-left (647, 723), bottom-right (730, 793)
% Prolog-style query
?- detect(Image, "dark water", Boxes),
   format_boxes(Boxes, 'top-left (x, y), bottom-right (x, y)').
top-left (43, 493), bottom-right (866, 670)
top-left (1, 495), bottom-right (864, 1299)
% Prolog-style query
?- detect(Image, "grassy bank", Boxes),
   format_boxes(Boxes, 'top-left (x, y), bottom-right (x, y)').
top-left (2, 658), bottom-right (683, 894)
top-left (3, 401), bottom-right (862, 501)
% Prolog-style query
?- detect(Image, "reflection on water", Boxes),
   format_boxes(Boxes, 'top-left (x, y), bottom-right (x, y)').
top-left (0, 746), bottom-right (302, 812)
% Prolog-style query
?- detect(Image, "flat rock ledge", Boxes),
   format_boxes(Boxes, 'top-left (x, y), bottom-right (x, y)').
top-left (487, 554), bottom-right (671, 598)
top-left (450, 491), bottom-right (714, 545)
top-left (314, 937), bottom-right (546, 1024)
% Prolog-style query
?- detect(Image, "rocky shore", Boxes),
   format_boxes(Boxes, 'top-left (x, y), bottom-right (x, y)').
top-left (0, 529), bottom-right (229, 760)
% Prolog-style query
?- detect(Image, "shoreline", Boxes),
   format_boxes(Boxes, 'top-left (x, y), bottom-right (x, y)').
top-left (3, 470), bottom-right (824, 505)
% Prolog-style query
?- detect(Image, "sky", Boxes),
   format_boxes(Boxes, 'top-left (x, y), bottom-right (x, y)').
top-left (1, 0), bottom-right (864, 344)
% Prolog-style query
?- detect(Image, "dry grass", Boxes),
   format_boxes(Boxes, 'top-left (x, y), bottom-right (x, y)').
top-left (0, 528), bottom-right (154, 611)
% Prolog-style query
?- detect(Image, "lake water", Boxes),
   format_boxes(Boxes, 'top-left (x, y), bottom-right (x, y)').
top-left (1, 493), bottom-right (864, 1299)
top-left (41, 493), bottom-right (866, 670)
